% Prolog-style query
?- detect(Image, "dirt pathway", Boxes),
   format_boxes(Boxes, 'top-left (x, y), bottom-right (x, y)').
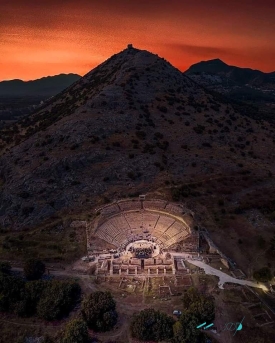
top-left (186, 259), bottom-right (267, 290)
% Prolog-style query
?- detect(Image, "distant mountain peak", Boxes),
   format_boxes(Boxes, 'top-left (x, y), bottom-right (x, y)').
top-left (185, 58), bottom-right (230, 74)
top-left (185, 57), bottom-right (275, 88)
top-left (207, 58), bottom-right (227, 65)
top-left (0, 73), bottom-right (81, 97)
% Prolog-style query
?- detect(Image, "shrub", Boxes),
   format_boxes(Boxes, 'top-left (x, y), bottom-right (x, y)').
top-left (154, 132), bottom-right (164, 139)
top-left (253, 267), bottom-right (272, 282)
top-left (193, 125), bottom-right (205, 134)
top-left (0, 274), bottom-right (25, 312)
top-left (202, 142), bottom-right (212, 148)
top-left (159, 106), bottom-right (168, 113)
top-left (127, 172), bottom-right (136, 180)
top-left (21, 206), bottom-right (34, 217)
top-left (135, 130), bottom-right (146, 139)
top-left (0, 262), bottom-right (11, 275)
top-left (70, 143), bottom-right (79, 150)
top-left (234, 207), bottom-right (244, 214)
top-left (142, 143), bottom-right (155, 154)
top-left (17, 191), bottom-right (30, 199)
top-left (71, 180), bottom-right (81, 186)
top-left (22, 280), bottom-right (46, 316)
top-left (23, 259), bottom-right (45, 281)
top-left (257, 236), bottom-right (266, 249)
top-left (157, 141), bottom-right (169, 150)
top-left (218, 199), bottom-right (224, 206)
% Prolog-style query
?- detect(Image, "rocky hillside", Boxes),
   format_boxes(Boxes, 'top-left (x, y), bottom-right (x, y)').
top-left (0, 46), bottom-right (274, 230)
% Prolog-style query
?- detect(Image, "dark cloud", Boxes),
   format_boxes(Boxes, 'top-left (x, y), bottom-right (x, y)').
top-left (1, 0), bottom-right (274, 33)
top-left (1, 0), bottom-right (273, 46)
top-left (1, 0), bottom-right (275, 19)
top-left (168, 44), bottom-right (244, 59)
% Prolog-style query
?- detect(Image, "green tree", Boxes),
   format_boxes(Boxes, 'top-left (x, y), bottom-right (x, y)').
top-left (0, 273), bottom-right (81, 321)
top-left (43, 334), bottom-right (55, 343)
top-left (182, 287), bottom-right (215, 322)
top-left (188, 297), bottom-right (215, 323)
top-left (270, 235), bottom-right (275, 251)
top-left (0, 274), bottom-right (25, 312)
top-left (81, 291), bottom-right (118, 332)
top-left (130, 308), bottom-right (174, 341)
top-left (172, 287), bottom-right (215, 343)
top-left (257, 236), bottom-right (266, 249)
top-left (173, 321), bottom-right (185, 343)
top-left (178, 311), bottom-right (201, 343)
top-left (0, 262), bottom-right (11, 275)
top-left (61, 319), bottom-right (89, 343)
top-left (37, 280), bottom-right (80, 320)
top-left (253, 267), bottom-right (272, 282)
top-left (173, 312), bottom-right (210, 343)
top-left (23, 259), bottom-right (45, 280)
top-left (182, 287), bottom-right (202, 308)
top-left (21, 280), bottom-right (46, 316)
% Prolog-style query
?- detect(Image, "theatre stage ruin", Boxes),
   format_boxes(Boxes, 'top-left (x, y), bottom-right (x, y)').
top-left (86, 198), bottom-right (200, 276)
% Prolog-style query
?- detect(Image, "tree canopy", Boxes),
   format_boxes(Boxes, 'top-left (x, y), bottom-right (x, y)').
top-left (0, 273), bottom-right (25, 312)
top-left (37, 280), bottom-right (81, 320)
top-left (0, 270), bottom-right (80, 321)
top-left (253, 267), bottom-right (272, 282)
top-left (130, 308), bottom-right (175, 341)
top-left (23, 259), bottom-right (45, 280)
top-left (61, 319), bottom-right (89, 343)
top-left (173, 287), bottom-right (215, 343)
top-left (0, 262), bottom-right (11, 275)
top-left (181, 287), bottom-right (215, 322)
top-left (81, 291), bottom-right (118, 332)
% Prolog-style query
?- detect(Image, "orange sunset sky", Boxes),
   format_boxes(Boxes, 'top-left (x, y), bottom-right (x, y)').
top-left (0, 0), bottom-right (274, 81)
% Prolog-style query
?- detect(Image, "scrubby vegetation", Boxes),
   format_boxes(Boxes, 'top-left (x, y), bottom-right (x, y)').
top-left (171, 184), bottom-right (201, 201)
top-left (0, 219), bottom-right (86, 262)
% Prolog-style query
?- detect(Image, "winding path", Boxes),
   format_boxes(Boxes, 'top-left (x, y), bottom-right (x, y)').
top-left (186, 259), bottom-right (267, 291)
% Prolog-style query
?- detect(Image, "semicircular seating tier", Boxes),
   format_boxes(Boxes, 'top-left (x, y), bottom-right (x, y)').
top-left (95, 199), bottom-right (194, 249)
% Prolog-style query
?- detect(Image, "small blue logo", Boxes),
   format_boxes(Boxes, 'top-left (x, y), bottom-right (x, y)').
top-left (196, 322), bottom-right (214, 330)
top-left (222, 316), bottom-right (245, 336)
top-left (197, 316), bottom-right (244, 335)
